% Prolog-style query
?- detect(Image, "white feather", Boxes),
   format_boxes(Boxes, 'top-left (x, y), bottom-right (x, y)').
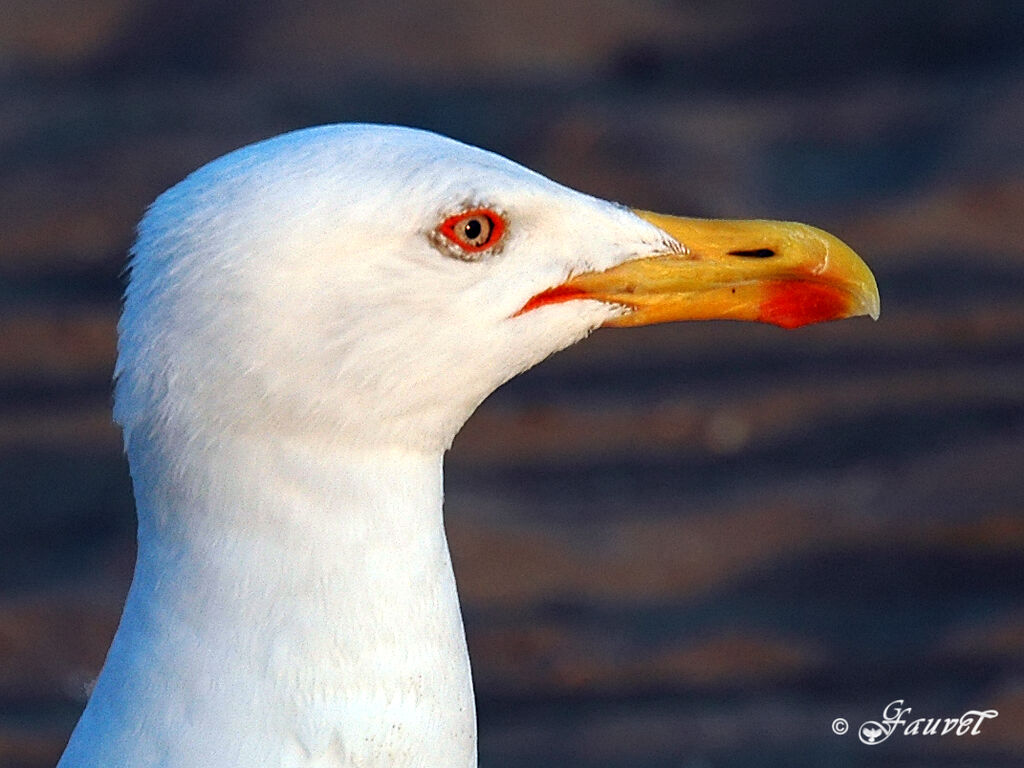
top-left (59, 124), bottom-right (678, 767)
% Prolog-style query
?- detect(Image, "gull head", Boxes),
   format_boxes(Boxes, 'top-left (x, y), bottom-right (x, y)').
top-left (115, 124), bottom-right (878, 455)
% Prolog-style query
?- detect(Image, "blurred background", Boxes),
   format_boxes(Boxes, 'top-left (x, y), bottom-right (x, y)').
top-left (1, 1), bottom-right (1023, 766)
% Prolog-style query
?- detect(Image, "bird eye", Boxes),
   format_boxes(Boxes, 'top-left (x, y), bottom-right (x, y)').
top-left (436, 208), bottom-right (505, 257)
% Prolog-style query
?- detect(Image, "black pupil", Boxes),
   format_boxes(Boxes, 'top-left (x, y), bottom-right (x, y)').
top-left (463, 217), bottom-right (484, 241)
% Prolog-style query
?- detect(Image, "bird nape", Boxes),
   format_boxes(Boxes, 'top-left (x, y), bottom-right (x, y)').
top-left (58, 124), bottom-right (879, 768)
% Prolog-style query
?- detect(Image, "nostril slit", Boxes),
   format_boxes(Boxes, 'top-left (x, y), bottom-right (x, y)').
top-left (729, 248), bottom-right (776, 258)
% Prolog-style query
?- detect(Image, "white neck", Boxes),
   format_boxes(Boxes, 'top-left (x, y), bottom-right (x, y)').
top-left (59, 434), bottom-right (476, 768)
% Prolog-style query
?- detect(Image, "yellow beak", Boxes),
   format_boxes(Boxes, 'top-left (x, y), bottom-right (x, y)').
top-left (520, 210), bottom-right (880, 329)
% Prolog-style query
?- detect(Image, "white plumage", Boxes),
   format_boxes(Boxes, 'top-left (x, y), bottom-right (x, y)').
top-left (58, 124), bottom-right (877, 767)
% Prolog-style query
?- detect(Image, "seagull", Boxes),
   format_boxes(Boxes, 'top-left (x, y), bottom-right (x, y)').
top-left (58, 124), bottom-right (878, 767)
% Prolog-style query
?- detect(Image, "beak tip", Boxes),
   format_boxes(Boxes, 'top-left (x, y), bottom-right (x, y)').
top-left (858, 292), bottom-right (881, 322)
top-left (859, 278), bottom-right (881, 322)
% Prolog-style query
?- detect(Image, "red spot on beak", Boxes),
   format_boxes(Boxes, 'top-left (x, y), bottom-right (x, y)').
top-left (515, 284), bottom-right (591, 316)
top-left (758, 281), bottom-right (849, 329)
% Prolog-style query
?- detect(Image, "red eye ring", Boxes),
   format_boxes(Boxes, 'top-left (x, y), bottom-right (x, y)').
top-left (438, 208), bottom-right (506, 254)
